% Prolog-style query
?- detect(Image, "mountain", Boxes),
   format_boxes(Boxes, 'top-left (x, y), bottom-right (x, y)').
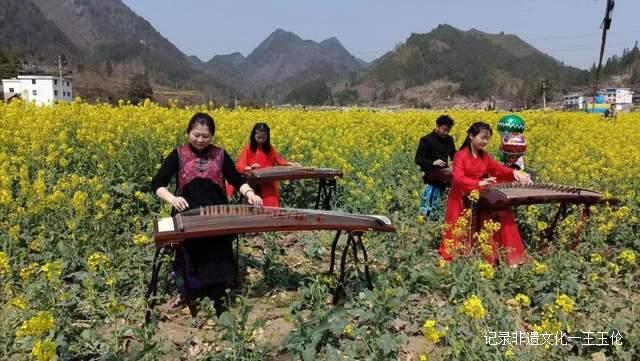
top-left (363, 24), bottom-right (589, 105)
top-left (30, 0), bottom-right (223, 86)
top-left (0, 0), bottom-right (231, 102)
top-left (0, 0), bottom-right (79, 64)
top-left (197, 29), bottom-right (365, 99)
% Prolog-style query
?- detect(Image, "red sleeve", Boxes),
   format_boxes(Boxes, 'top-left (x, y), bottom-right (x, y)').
top-left (235, 145), bottom-right (250, 172)
top-left (271, 146), bottom-right (288, 166)
top-left (452, 149), bottom-right (480, 193)
top-left (487, 154), bottom-right (516, 182)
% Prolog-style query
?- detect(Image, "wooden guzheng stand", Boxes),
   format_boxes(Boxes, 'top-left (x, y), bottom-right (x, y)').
top-left (145, 205), bottom-right (395, 322)
top-left (471, 183), bottom-right (620, 242)
top-left (243, 166), bottom-right (343, 210)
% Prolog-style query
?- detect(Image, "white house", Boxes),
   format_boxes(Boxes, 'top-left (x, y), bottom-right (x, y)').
top-left (599, 88), bottom-right (634, 110)
top-left (1, 75), bottom-right (73, 105)
top-left (563, 93), bottom-right (586, 110)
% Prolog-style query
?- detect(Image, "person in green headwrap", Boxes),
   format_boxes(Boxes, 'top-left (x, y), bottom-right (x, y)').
top-left (497, 114), bottom-right (527, 170)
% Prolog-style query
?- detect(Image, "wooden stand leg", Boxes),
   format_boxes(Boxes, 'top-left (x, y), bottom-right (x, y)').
top-left (571, 206), bottom-right (591, 250)
top-left (546, 203), bottom-right (567, 243)
top-left (327, 230), bottom-right (342, 274)
top-left (355, 234), bottom-right (373, 289)
top-left (314, 179), bottom-right (325, 209)
top-left (332, 233), bottom-right (354, 304)
top-left (145, 248), bottom-right (165, 323)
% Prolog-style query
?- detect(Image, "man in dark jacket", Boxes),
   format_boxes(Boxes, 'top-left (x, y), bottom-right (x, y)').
top-left (415, 115), bottom-right (456, 218)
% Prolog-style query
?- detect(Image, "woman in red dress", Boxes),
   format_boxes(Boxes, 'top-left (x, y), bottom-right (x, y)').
top-left (229, 123), bottom-right (300, 207)
top-left (440, 122), bottom-right (531, 266)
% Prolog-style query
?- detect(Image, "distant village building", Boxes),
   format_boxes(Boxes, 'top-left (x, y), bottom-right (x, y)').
top-left (599, 87), bottom-right (633, 111)
top-left (565, 88), bottom-right (634, 113)
top-left (563, 93), bottom-right (585, 110)
top-left (1, 75), bottom-right (73, 105)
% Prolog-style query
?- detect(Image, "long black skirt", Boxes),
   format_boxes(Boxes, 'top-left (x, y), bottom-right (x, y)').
top-left (172, 235), bottom-right (237, 313)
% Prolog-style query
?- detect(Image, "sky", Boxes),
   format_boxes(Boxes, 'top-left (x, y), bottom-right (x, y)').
top-left (122, 0), bottom-right (639, 70)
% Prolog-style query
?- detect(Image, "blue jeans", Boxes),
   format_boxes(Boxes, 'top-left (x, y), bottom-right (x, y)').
top-left (420, 184), bottom-right (444, 218)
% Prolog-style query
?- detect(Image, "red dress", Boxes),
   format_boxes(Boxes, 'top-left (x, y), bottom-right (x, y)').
top-left (439, 147), bottom-right (526, 265)
top-left (227, 144), bottom-right (289, 207)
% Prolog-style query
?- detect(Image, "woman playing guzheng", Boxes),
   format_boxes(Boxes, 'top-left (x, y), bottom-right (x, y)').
top-left (152, 112), bottom-right (262, 315)
top-left (439, 121), bottom-right (531, 266)
top-left (228, 122), bottom-right (301, 207)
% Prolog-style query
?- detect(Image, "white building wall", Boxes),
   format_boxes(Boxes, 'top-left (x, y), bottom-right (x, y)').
top-left (2, 75), bottom-right (73, 105)
top-left (1, 79), bottom-right (21, 98)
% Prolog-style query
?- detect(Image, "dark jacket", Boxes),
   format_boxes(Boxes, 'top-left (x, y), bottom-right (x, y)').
top-left (415, 131), bottom-right (456, 185)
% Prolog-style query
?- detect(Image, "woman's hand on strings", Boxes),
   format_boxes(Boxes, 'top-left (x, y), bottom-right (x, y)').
top-left (513, 170), bottom-right (532, 185)
top-left (247, 192), bottom-right (263, 207)
top-left (479, 177), bottom-right (497, 187)
top-left (170, 196), bottom-right (189, 212)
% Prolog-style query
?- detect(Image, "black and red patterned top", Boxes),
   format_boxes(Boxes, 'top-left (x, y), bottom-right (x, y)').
top-left (152, 144), bottom-right (244, 208)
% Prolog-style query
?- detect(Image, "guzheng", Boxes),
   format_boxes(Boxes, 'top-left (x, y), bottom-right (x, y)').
top-left (426, 167), bottom-right (452, 185)
top-left (243, 166), bottom-right (343, 182)
top-left (477, 183), bottom-right (619, 210)
top-left (154, 204), bottom-right (394, 247)
top-left (146, 205), bottom-right (396, 321)
top-left (469, 182), bottom-right (620, 246)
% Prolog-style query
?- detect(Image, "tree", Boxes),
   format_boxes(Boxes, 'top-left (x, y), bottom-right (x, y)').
top-left (104, 60), bottom-right (114, 77)
top-left (0, 50), bottom-right (22, 79)
top-left (335, 88), bottom-right (359, 106)
top-left (284, 80), bottom-right (331, 105)
top-left (127, 73), bottom-right (153, 104)
top-left (631, 69), bottom-right (640, 86)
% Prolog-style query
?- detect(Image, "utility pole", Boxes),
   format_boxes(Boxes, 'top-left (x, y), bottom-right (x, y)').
top-left (542, 79), bottom-right (548, 110)
top-left (57, 54), bottom-right (66, 100)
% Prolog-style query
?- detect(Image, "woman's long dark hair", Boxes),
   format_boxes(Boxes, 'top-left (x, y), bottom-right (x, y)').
top-left (249, 122), bottom-right (271, 152)
top-left (459, 121), bottom-right (493, 158)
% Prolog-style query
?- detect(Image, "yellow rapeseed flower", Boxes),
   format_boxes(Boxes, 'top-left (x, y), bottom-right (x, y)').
top-left (343, 324), bottom-right (354, 337)
top-left (87, 252), bottom-right (109, 273)
top-left (513, 293), bottom-right (531, 307)
top-left (16, 311), bottom-right (55, 338)
top-left (607, 262), bottom-right (620, 275)
top-left (0, 251), bottom-right (10, 275)
top-left (536, 221), bottom-right (548, 231)
top-left (10, 296), bottom-right (28, 310)
top-left (40, 261), bottom-right (63, 282)
top-left (590, 253), bottom-right (603, 265)
top-left (461, 295), bottom-right (486, 319)
top-left (555, 294), bottom-right (576, 314)
top-left (476, 262), bottom-right (495, 280)
top-left (20, 262), bottom-right (40, 281)
top-left (617, 249), bottom-right (636, 268)
top-left (468, 190), bottom-right (480, 203)
top-left (531, 260), bottom-right (547, 275)
top-left (132, 233), bottom-right (151, 246)
top-left (505, 347), bottom-right (515, 359)
top-left (31, 339), bottom-right (56, 361)
top-left (422, 319), bottom-right (446, 343)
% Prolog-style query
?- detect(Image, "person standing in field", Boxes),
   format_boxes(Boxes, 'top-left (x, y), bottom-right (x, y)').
top-left (440, 121), bottom-right (531, 266)
top-left (152, 112), bottom-right (263, 315)
top-left (414, 115), bottom-right (456, 218)
top-left (228, 122), bottom-right (301, 207)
